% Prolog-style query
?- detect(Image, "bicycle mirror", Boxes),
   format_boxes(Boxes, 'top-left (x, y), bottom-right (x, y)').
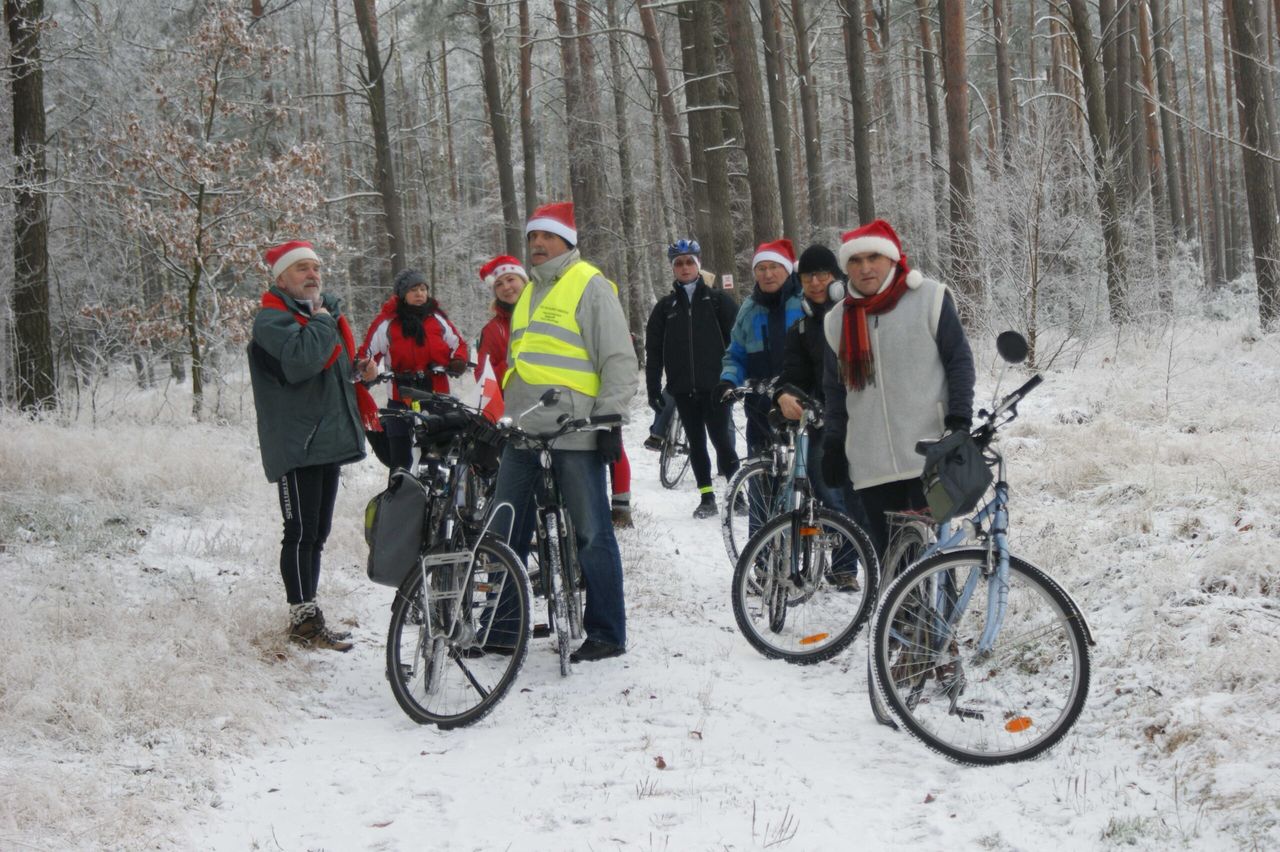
top-left (996, 331), bottom-right (1029, 365)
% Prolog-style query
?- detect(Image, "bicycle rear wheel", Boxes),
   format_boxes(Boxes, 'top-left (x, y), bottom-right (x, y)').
top-left (869, 517), bottom-right (932, 728)
top-left (731, 506), bottom-right (879, 664)
top-left (870, 550), bottom-right (1091, 765)
top-left (659, 410), bottom-right (691, 489)
top-left (386, 537), bottom-right (530, 728)
top-left (721, 459), bottom-right (779, 565)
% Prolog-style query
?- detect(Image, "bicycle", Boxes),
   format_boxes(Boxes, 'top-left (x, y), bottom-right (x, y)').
top-left (720, 380), bottom-right (795, 565)
top-left (729, 392), bottom-right (879, 664)
top-left (490, 389), bottom-right (622, 676)
top-left (375, 387), bottom-right (532, 729)
top-left (657, 406), bottom-right (692, 489)
top-left (868, 332), bottom-right (1095, 765)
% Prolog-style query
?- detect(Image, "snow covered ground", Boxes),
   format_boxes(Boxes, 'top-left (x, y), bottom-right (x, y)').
top-left (2, 316), bottom-right (1278, 850)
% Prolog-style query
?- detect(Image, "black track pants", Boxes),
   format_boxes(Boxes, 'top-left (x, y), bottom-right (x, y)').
top-left (277, 463), bottom-right (341, 604)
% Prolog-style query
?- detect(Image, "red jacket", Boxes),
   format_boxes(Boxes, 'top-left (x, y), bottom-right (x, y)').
top-left (475, 308), bottom-right (512, 383)
top-left (360, 297), bottom-right (467, 402)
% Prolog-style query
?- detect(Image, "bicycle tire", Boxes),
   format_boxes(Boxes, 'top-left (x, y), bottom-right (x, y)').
top-left (721, 459), bottom-right (779, 565)
top-left (731, 506), bottom-right (879, 664)
top-left (659, 410), bottom-right (691, 489)
top-left (869, 520), bottom-right (931, 728)
top-left (543, 512), bottom-right (573, 676)
top-left (560, 515), bottom-right (585, 642)
top-left (386, 537), bottom-right (531, 728)
top-left (870, 550), bottom-right (1091, 765)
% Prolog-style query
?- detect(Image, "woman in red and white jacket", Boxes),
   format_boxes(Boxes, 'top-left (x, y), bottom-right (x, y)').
top-left (474, 254), bottom-right (528, 384)
top-left (359, 268), bottom-right (468, 469)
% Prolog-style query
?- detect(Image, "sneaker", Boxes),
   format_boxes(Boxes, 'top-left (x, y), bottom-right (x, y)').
top-left (570, 638), bottom-right (626, 663)
top-left (692, 496), bottom-right (718, 519)
top-left (288, 615), bottom-right (354, 652)
top-left (643, 435), bottom-right (663, 452)
top-left (611, 508), bottom-right (634, 528)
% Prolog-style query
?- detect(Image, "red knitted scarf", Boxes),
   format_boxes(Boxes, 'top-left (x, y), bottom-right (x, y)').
top-left (260, 291), bottom-right (381, 430)
top-left (839, 263), bottom-right (912, 390)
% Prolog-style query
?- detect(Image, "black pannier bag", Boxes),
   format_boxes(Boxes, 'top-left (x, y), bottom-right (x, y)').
top-left (364, 469), bottom-right (427, 587)
top-left (919, 429), bottom-right (993, 523)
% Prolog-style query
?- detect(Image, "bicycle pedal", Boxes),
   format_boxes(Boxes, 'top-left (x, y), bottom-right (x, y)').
top-left (532, 623), bottom-right (552, 639)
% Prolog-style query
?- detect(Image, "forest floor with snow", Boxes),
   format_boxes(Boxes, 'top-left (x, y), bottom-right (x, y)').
top-left (2, 315), bottom-right (1278, 850)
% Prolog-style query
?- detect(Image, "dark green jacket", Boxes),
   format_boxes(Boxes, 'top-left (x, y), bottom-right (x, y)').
top-left (248, 287), bottom-right (366, 482)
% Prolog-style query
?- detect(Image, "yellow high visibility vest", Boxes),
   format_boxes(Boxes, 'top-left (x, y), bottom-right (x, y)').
top-left (505, 260), bottom-right (610, 396)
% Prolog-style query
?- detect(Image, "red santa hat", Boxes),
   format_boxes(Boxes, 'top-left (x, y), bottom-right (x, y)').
top-left (264, 240), bottom-right (320, 279)
top-left (479, 254), bottom-right (529, 288)
top-left (525, 201), bottom-right (577, 246)
top-left (837, 219), bottom-right (907, 271)
top-left (752, 238), bottom-right (796, 273)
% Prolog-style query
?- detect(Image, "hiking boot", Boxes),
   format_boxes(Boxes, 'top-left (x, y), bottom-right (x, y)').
top-left (692, 495), bottom-right (719, 519)
top-left (611, 508), bottom-right (634, 528)
top-left (829, 572), bottom-right (861, 593)
top-left (643, 435), bottom-right (663, 452)
top-left (570, 638), bottom-right (626, 663)
top-left (289, 614), bottom-right (354, 652)
top-left (314, 607), bottom-right (352, 641)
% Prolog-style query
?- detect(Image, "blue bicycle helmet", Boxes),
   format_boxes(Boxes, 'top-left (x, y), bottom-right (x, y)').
top-left (667, 238), bottom-right (701, 261)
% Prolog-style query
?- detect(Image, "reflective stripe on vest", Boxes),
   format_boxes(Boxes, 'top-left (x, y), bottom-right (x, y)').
top-left (505, 260), bottom-right (604, 396)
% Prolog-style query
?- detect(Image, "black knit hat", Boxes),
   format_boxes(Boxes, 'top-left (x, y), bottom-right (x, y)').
top-left (797, 244), bottom-right (840, 277)
top-left (393, 268), bottom-right (429, 298)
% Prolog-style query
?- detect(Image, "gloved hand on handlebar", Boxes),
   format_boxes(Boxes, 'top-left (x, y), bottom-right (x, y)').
top-left (597, 427), bottom-right (623, 465)
top-left (714, 380), bottom-right (737, 404)
top-left (821, 431), bottom-right (850, 488)
top-left (445, 358), bottom-right (467, 378)
top-left (943, 414), bottom-right (972, 434)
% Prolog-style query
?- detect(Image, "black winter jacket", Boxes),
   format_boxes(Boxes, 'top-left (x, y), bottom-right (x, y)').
top-left (645, 278), bottom-right (738, 396)
top-left (774, 296), bottom-right (836, 404)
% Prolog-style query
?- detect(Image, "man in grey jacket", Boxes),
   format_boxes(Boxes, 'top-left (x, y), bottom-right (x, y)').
top-left (491, 201), bottom-right (638, 663)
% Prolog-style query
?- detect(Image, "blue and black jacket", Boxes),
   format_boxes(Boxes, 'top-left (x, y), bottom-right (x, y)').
top-left (719, 274), bottom-right (805, 386)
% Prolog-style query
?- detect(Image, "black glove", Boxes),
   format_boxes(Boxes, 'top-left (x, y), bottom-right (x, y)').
top-left (648, 393), bottom-right (666, 413)
top-left (944, 415), bottom-right (972, 434)
top-left (821, 431), bottom-right (850, 488)
top-left (446, 358), bottom-right (467, 378)
top-left (597, 427), bottom-right (623, 465)
top-left (715, 380), bottom-right (737, 404)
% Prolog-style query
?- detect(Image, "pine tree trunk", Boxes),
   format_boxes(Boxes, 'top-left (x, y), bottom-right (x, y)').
top-left (916, 0), bottom-right (947, 246)
top-left (760, 0), bottom-right (798, 239)
top-left (1227, 0), bottom-right (1280, 325)
top-left (1066, 0), bottom-right (1130, 323)
top-left (723, 0), bottom-right (782, 242)
top-left (638, 2), bottom-right (696, 230)
top-left (5, 0), bottom-right (55, 410)
top-left (791, 0), bottom-right (825, 232)
top-left (689, 1), bottom-right (735, 280)
top-left (575, 0), bottom-right (613, 259)
top-left (519, 0), bottom-right (537, 219)
top-left (475, 0), bottom-right (522, 257)
top-left (939, 0), bottom-right (981, 309)
top-left (606, 0), bottom-right (644, 338)
top-left (678, 3), bottom-right (712, 245)
top-left (992, 0), bottom-right (1015, 166)
top-left (842, 0), bottom-right (876, 222)
top-left (1221, 7), bottom-right (1244, 279)
top-left (1150, 0), bottom-right (1186, 239)
top-left (353, 0), bottom-right (407, 275)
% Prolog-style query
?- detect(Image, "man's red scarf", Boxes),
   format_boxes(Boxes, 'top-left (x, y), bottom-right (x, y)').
top-left (260, 291), bottom-right (381, 431)
top-left (839, 262), bottom-right (912, 390)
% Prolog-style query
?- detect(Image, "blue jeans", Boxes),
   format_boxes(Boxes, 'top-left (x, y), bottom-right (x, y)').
top-left (489, 444), bottom-right (627, 647)
top-left (805, 430), bottom-right (871, 531)
top-left (649, 390), bottom-right (676, 437)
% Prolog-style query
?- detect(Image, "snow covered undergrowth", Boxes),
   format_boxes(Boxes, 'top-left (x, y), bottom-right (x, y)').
top-left (1, 317), bottom-right (1276, 850)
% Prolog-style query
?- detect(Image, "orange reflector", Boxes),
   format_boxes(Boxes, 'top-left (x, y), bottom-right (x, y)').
top-left (799, 526), bottom-right (820, 536)
top-left (799, 633), bottom-right (829, 645)
top-left (1005, 716), bottom-right (1033, 733)
top-left (474, 583), bottom-right (494, 593)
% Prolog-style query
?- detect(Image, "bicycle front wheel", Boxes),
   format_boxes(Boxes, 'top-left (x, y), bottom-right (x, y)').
top-left (721, 459), bottom-right (779, 565)
top-left (731, 506), bottom-right (879, 664)
top-left (659, 410), bottom-right (691, 489)
top-left (386, 537), bottom-right (531, 728)
top-left (870, 550), bottom-right (1091, 765)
